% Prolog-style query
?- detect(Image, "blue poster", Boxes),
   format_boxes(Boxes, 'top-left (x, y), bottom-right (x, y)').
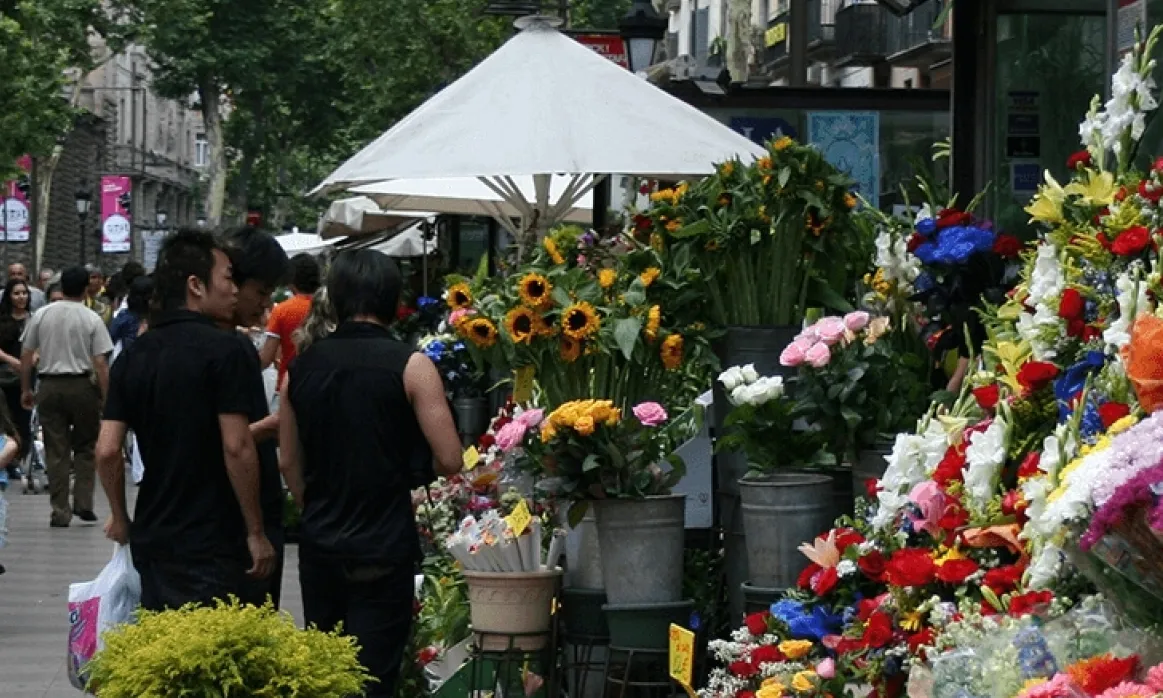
top-left (806, 112), bottom-right (879, 205)
top-left (729, 116), bottom-right (797, 145)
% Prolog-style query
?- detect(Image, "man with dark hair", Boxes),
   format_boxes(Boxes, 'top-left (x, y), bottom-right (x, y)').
top-left (260, 254), bottom-right (320, 384)
top-left (280, 249), bottom-right (462, 697)
top-left (96, 228), bottom-right (275, 611)
top-left (20, 266), bottom-right (113, 527)
top-left (220, 226), bottom-right (289, 606)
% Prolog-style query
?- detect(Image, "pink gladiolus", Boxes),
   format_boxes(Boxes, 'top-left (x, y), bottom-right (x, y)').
top-left (448, 308), bottom-right (473, 325)
top-left (844, 311), bottom-right (871, 332)
top-left (780, 342), bottom-right (807, 367)
top-left (816, 658), bottom-right (836, 679)
top-left (805, 342), bottom-right (832, 368)
top-left (517, 408), bottom-right (544, 428)
top-left (816, 316), bottom-right (847, 345)
top-left (632, 402), bottom-right (669, 427)
top-left (495, 421), bottom-right (528, 452)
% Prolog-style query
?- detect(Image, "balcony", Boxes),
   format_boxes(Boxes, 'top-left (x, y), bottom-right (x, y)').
top-left (885, 0), bottom-right (952, 68)
top-left (804, 0), bottom-right (841, 61)
top-left (834, 2), bottom-right (892, 67)
top-left (105, 145), bottom-right (199, 190)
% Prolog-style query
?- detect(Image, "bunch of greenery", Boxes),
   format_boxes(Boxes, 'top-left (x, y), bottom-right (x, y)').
top-left (86, 599), bottom-right (370, 697)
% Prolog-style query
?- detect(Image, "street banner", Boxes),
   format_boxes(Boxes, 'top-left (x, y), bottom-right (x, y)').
top-left (101, 176), bottom-right (132, 254)
top-left (3, 156), bottom-right (32, 242)
top-left (573, 33), bottom-right (629, 69)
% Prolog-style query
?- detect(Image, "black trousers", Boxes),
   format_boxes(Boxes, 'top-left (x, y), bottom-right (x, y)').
top-left (132, 548), bottom-right (253, 612)
top-left (300, 554), bottom-right (415, 698)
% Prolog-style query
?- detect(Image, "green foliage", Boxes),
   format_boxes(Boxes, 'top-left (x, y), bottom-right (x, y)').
top-left (86, 599), bottom-right (371, 697)
top-left (568, 0), bottom-right (633, 30)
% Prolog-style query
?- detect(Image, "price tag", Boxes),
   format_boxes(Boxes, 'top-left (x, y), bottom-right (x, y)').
top-left (462, 446), bottom-right (480, 471)
top-left (505, 497), bottom-right (533, 537)
top-left (514, 366), bottom-right (535, 404)
top-left (668, 623), bottom-right (696, 695)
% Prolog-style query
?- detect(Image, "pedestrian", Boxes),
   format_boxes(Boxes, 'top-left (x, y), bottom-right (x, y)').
top-left (19, 266), bottom-right (113, 528)
top-left (291, 287), bottom-right (336, 355)
top-left (46, 283), bottom-right (64, 304)
top-left (221, 226), bottom-right (290, 607)
top-left (37, 267), bottom-right (54, 293)
top-left (260, 254), bottom-right (320, 385)
top-left (0, 278), bottom-right (34, 476)
top-left (110, 261), bottom-right (146, 319)
top-left (279, 249), bottom-right (462, 698)
top-left (4, 263), bottom-right (46, 311)
top-left (95, 229), bottom-right (275, 611)
top-left (108, 276), bottom-right (152, 359)
top-left (83, 265), bottom-right (111, 324)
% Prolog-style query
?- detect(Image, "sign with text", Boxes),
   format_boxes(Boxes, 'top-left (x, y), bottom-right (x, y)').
top-left (573, 33), bottom-right (629, 69)
top-left (668, 624), bottom-right (697, 697)
top-left (101, 176), bottom-right (132, 254)
top-left (3, 156), bottom-right (31, 242)
top-left (140, 229), bottom-right (168, 271)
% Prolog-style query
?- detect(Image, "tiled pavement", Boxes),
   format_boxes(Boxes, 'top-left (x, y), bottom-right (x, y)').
top-left (0, 485), bottom-right (304, 697)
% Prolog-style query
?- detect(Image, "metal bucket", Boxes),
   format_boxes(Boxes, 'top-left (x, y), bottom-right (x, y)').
top-left (593, 495), bottom-right (686, 605)
top-left (826, 465), bottom-right (855, 522)
top-left (739, 472), bottom-right (835, 589)
top-left (741, 581), bottom-right (783, 615)
top-left (452, 397), bottom-right (490, 447)
top-left (853, 442), bottom-right (894, 501)
top-left (563, 509), bottom-right (604, 590)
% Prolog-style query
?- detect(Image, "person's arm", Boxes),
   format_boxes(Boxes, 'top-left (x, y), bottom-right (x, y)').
top-left (19, 314), bottom-right (38, 410)
top-left (258, 335), bottom-right (279, 370)
top-left (0, 347), bottom-right (20, 371)
top-left (277, 380), bottom-right (305, 509)
top-left (92, 354), bottom-right (109, 401)
top-left (221, 412), bottom-right (275, 580)
top-left (404, 353), bottom-right (462, 477)
top-left (96, 420), bottom-right (130, 544)
top-left (250, 411), bottom-right (279, 443)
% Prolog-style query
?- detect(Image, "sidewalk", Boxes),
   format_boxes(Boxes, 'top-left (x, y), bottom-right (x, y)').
top-left (0, 485), bottom-right (303, 697)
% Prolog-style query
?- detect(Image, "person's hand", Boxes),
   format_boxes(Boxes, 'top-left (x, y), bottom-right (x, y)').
top-left (20, 389), bottom-right (34, 411)
top-left (6, 356), bottom-right (19, 371)
top-left (246, 532), bottom-right (276, 580)
top-left (104, 514), bottom-right (129, 545)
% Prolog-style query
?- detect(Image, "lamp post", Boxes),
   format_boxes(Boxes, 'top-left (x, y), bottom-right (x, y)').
top-left (75, 189), bottom-right (92, 265)
top-left (155, 209), bottom-right (168, 229)
top-left (619, 0), bottom-right (668, 74)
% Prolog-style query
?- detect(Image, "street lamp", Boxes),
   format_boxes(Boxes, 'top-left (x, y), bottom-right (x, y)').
top-left (483, 0), bottom-right (541, 15)
top-left (75, 189), bottom-right (92, 264)
top-left (196, 215), bottom-right (207, 228)
top-left (155, 209), bottom-right (168, 228)
top-left (619, 0), bottom-right (668, 74)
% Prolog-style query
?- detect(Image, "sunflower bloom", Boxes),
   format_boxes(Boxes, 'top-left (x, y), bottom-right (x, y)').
top-left (543, 237), bottom-right (565, 265)
top-left (518, 273), bottom-right (552, 309)
top-left (645, 305), bottom-right (661, 342)
top-left (757, 156), bottom-right (773, 170)
top-left (598, 268), bottom-right (617, 289)
top-left (773, 136), bottom-right (793, 151)
top-left (562, 302), bottom-right (600, 340)
top-left (661, 334), bottom-right (683, 370)
top-left (640, 267), bottom-right (661, 288)
top-left (504, 307), bottom-right (538, 345)
top-left (844, 192), bottom-right (857, 209)
top-left (446, 283), bottom-right (473, 310)
top-left (560, 336), bottom-right (581, 362)
top-left (719, 161), bottom-right (734, 177)
top-left (463, 317), bottom-right (498, 348)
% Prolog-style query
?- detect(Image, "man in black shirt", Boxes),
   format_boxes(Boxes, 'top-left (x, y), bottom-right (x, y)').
top-left (96, 229), bottom-right (275, 611)
top-left (221, 226), bottom-right (290, 607)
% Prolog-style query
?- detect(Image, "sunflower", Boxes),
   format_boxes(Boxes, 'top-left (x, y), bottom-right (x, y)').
top-left (561, 302), bottom-right (600, 340)
top-left (598, 268), bottom-right (617, 289)
top-left (844, 192), bottom-right (858, 209)
top-left (757, 155), bottom-right (772, 170)
top-left (640, 267), bottom-right (661, 287)
top-left (645, 305), bottom-right (661, 342)
top-left (560, 336), bottom-right (581, 363)
top-left (661, 333), bottom-right (684, 370)
top-left (463, 317), bottom-right (498, 348)
top-left (773, 136), bottom-right (793, 151)
top-left (504, 307), bottom-right (537, 345)
top-left (543, 237), bottom-right (565, 265)
top-left (719, 161), bottom-right (734, 177)
top-left (447, 283), bottom-right (473, 310)
top-left (518, 273), bottom-right (552, 308)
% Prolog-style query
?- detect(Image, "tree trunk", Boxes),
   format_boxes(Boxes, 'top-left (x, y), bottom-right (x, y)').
top-left (726, 0), bottom-right (752, 84)
top-left (34, 77), bottom-right (88, 271)
top-left (198, 79), bottom-right (227, 228)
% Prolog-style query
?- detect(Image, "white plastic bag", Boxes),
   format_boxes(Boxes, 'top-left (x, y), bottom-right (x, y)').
top-left (129, 433), bottom-right (144, 485)
top-left (67, 544), bottom-right (141, 691)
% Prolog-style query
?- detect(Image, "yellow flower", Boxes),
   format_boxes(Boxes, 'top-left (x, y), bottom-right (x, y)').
top-left (518, 273), bottom-right (552, 309)
top-left (778, 639), bottom-right (813, 660)
top-left (1024, 171), bottom-right (1066, 224)
top-left (1109, 414), bottom-right (1139, 435)
top-left (544, 237), bottom-right (565, 265)
top-left (640, 267), bottom-right (661, 287)
top-left (562, 302), bottom-right (601, 340)
top-left (900, 610), bottom-right (924, 632)
top-left (463, 317), bottom-right (498, 348)
top-left (773, 136), bottom-right (793, 151)
top-left (661, 334), bottom-right (684, 370)
top-left (790, 670), bottom-right (817, 693)
top-left (589, 400), bottom-right (617, 425)
top-left (1064, 169), bottom-right (1117, 207)
top-left (504, 307), bottom-right (538, 345)
top-left (757, 156), bottom-right (773, 170)
top-left (574, 415), bottom-right (595, 436)
top-left (757, 684), bottom-right (785, 698)
top-left (665, 219), bottom-right (682, 233)
top-left (645, 305), bottom-right (661, 342)
top-left (560, 336), bottom-right (581, 363)
top-left (598, 268), bottom-right (617, 289)
top-left (719, 161), bottom-right (735, 177)
top-left (541, 423), bottom-right (557, 443)
top-left (675, 181), bottom-right (689, 198)
top-left (446, 283), bottom-right (473, 310)
top-left (844, 192), bottom-right (857, 209)
top-left (650, 233), bottom-right (665, 252)
top-left (649, 188), bottom-right (676, 203)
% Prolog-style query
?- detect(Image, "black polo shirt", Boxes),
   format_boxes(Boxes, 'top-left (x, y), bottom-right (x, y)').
top-left (230, 333), bottom-right (285, 538)
top-left (287, 321), bottom-right (423, 564)
top-left (105, 310), bottom-right (254, 559)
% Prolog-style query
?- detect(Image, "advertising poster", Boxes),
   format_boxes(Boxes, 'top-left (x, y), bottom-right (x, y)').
top-left (572, 33), bottom-right (629, 69)
top-left (101, 176), bottom-right (132, 254)
top-left (3, 156), bottom-right (32, 242)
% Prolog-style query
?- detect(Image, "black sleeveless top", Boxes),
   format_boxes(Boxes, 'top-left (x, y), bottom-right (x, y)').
top-left (287, 321), bottom-right (423, 564)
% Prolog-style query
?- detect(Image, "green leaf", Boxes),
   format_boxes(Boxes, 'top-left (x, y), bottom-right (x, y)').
top-left (551, 286), bottom-right (572, 308)
top-left (840, 407), bottom-right (862, 429)
top-left (613, 317), bottom-right (643, 361)
top-left (778, 167), bottom-right (791, 189)
top-left (806, 276), bottom-right (853, 312)
top-left (623, 279), bottom-right (647, 307)
top-left (669, 219), bottom-right (711, 239)
top-left (567, 500), bottom-right (590, 528)
top-left (582, 454), bottom-right (602, 472)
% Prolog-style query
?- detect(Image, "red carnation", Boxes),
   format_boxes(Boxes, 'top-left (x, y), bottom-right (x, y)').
top-left (864, 477), bottom-right (881, 499)
top-left (862, 611), bottom-right (894, 649)
top-left (935, 208), bottom-right (970, 229)
top-left (1098, 401), bottom-right (1131, 428)
top-left (1097, 232), bottom-right (1114, 251)
top-left (633, 213), bottom-right (653, 233)
top-left (478, 433), bottom-right (496, 449)
top-left (1002, 490), bottom-right (1027, 520)
top-left (907, 234), bottom-right (926, 252)
top-left (396, 305), bottom-right (417, 321)
top-left (1018, 452), bottom-right (1042, 479)
top-left (983, 564), bottom-right (1024, 594)
top-left (751, 644), bottom-right (784, 665)
top-left (858, 550), bottom-right (887, 582)
top-left (932, 445), bottom-right (967, 486)
top-left (729, 660), bottom-right (759, 678)
top-left (811, 566), bottom-right (840, 596)
top-left (858, 594), bottom-right (887, 621)
top-left (1008, 590), bottom-right (1053, 617)
top-left (1066, 317), bottom-right (1087, 338)
top-left (738, 693), bottom-right (757, 698)
top-left (1068, 654), bottom-right (1139, 695)
top-left (1082, 324), bottom-right (1103, 342)
top-left (1017, 361), bottom-right (1059, 393)
top-left (1058, 288), bottom-right (1085, 320)
top-left (1067, 150), bottom-right (1092, 170)
top-left (1140, 180), bottom-right (1163, 204)
top-left (834, 527), bottom-right (866, 550)
top-left (935, 558), bottom-right (980, 584)
top-left (417, 645), bottom-right (440, 666)
top-left (885, 548), bottom-right (937, 588)
top-left (992, 234), bottom-right (1023, 259)
top-left (1112, 225), bottom-right (1152, 256)
top-left (797, 562), bottom-right (821, 590)
top-left (907, 627), bottom-right (936, 657)
top-left (938, 501), bottom-right (969, 532)
top-left (744, 611), bottom-right (770, 636)
top-left (972, 384), bottom-right (1000, 410)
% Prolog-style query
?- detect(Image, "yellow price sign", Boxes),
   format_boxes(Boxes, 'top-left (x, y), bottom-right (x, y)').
top-left (668, 623), bottom-right (696, 694)
top-left (513, 366), bottom-right (535, 404)
top-left (505, 497), bottom-right (533, 537)
top-left (462, 446), bottom-right (480, 471)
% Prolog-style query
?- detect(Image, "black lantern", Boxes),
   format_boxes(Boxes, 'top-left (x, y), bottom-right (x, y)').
top-left (483, 0), bottom-right (541, 16)
top-left (619, 0), bottom-right (668, 73)
top-left (155, 209), bottom-right (168, 228)
top-left (874, 0), bottom-right (935, 16)
top-left (75, 189), bottom-right (92, 217)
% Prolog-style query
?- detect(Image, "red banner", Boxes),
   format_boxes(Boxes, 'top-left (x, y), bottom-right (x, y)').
top-left (3, 157), bottom-right (31, 243)
top-left (573, 34), bottom-right (629, 69)
top-left (101, 176), bottom-right (132, 253)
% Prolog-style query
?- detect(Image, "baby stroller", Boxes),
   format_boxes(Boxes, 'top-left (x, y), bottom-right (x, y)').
top-left (21, 407), bottom-right (48, 495)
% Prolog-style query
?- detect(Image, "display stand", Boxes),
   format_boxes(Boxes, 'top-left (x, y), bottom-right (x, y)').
top-left (603, 645), bottom-right (683, 698)
top-left (466, 628), bottom-right (559, 698)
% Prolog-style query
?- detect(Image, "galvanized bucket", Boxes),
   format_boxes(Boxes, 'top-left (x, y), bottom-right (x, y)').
top-left (853, 442), bottom-right (894, 501)
top-left (739, 472), bottom-right (835, 590)
top-left (563, 509), bottom-right (604, 590)
top-left (452, 396), bottom-right (490, 447)
top-left (593, 494), bottom-right (686, 605)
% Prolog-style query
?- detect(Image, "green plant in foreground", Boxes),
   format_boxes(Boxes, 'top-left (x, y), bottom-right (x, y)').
top-left (86, 598), bottom-right (371, 697)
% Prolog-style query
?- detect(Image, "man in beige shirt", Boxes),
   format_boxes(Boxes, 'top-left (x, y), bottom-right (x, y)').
top-left (20, 266), bottom-right (113, 527)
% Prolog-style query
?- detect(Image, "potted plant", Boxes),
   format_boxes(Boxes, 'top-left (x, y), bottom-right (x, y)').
top-left (85, 599), bottom-right (370, 696)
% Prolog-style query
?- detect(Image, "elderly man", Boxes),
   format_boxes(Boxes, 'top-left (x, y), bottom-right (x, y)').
top-left (38, 268), bottom-right (54, 292)
top-left (5, 264), bottom-right (45, 311)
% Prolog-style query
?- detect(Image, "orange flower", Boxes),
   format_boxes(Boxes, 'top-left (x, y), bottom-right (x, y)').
top-left (640, 267), bottom-right (661, 288)
top-left (661, 334), bottom-right (684, 370)
top-left (560, 336), bottom-right (581, 363)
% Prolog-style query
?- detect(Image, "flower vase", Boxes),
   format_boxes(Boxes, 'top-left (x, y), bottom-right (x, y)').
top-left (592, 494), bottom-right (686, 604)
top-left (738, 472), bottom-right (834, 590)
top-left (463, 568), bottom-right (563, 651)
top-left (452, 397), bottom-right (490, 447)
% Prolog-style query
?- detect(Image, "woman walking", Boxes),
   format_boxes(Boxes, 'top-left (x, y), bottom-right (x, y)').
top-left (279, 250), bottom-right (462, 697)
top-left (0, 278), bottom-right (34, 476)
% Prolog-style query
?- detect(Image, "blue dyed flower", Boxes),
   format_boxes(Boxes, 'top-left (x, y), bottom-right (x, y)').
top-left (914, 225), bottom-right (996, 266)
top-left (915, 217), bottom-right (937, 236)
top-left (418, 296), bottom-right (439, 309)
top-left (913, 273), bottom-right (935, 294)
top-left (453, 341), bottom-right (466, 353)
top-left (770, 599), bottom-right (804, 623)
top-left (1055, 351), bottom-right (1106, 422)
